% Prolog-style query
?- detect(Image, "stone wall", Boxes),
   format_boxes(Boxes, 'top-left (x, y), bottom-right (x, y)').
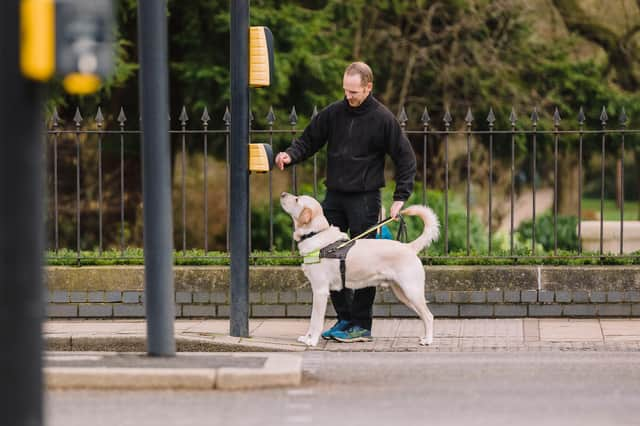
top-left (46, 266), bottom-right (640, 318)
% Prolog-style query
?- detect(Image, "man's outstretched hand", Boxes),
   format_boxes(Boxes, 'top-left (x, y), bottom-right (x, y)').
top-left (274, 152), bottom-right (291, 170)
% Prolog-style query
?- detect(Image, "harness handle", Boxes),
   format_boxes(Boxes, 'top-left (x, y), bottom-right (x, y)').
top-left (396, 215), bottom-right (408, 242)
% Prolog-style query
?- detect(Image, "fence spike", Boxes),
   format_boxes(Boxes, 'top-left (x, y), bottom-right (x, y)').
top-left (223, 106), bottom-right (231, 125)
top-left (95, 107), bottom-right (104, 127)
top-left (289, 106), bottom-right (298, 126)
top-left (266, 106), bottom-right (276, 125)
top-left (179, 106), bottom-right (189, 125)
top-left (201, 106), bottom-right (210, 125)
top-left (464, 107), bottom-right (474, 125)
top-left (530, 107), bottom-right (539, 125)
top-left (311, 105), bottom-right (319, 120)
top-left (487, 107), bottom-right (496, 125)
top-left (553, 107), bottom-right (561, 127)
top-left (619, 107), bottom-right (628, 126)
top-left (600, 106), bottom-right (608, 124)
top-left (51, 107), bottom-right (60, 127)
top-left (420, 107), bottom-right (431, 125)
top-left (117, 107), bottom-right (127, 126)
top-left (509, 107), bottom-right (517, 125)
top-left (443, 109), bottom-right (452, 126)
top-left (397, 105), bottom-right (408, 125)
top-left (73, 107), bottom-right (83, 127)
top-left (577, 106), bottom-right (585, 125)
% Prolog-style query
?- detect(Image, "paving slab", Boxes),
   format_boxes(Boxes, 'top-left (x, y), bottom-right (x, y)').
top-left (396, 319), bottom-right (427, 337)
top-left (523, 319), bottom-right (540, 342)
top-left (249, 319), bottom-right (309, 338)
top-left (601, 319), bottom-right (640, 342)
top-left (539, 319), bottom-right (603, 342)
top-left (461, 319), bottom-right (523, 338)
top-left (433, 319), bottom-right (462, 337)
top-left (371, 319), bottom-right (401, 337)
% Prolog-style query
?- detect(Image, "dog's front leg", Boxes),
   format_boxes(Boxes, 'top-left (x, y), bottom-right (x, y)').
top-left (298, 290), bottom-right (329, 347)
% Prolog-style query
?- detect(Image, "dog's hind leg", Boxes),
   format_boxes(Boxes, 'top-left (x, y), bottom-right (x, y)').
top-left (390, 283), bottom-right (418, 313)
top-left (406, 287), bottom-right (434, 346)
top-left (395, 284), bottom-right (434, 346)
top-left (298, 290), bottom-right (329, 347)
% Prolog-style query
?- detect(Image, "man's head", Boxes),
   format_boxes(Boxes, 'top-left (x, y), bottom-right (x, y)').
top-left (343, 62), bottom-right (373, 107)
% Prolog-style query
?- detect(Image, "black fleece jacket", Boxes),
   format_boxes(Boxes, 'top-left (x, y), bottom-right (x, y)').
top-left (285, 95), bottom-right (416, 201)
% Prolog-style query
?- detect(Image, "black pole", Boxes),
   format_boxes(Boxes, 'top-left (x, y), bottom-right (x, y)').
top-left (0, 1), bottom-right (44, 424)
top-left (230, 0), bottom-right (250, 337)
top-left (138, 0), bottom-right (175, 356)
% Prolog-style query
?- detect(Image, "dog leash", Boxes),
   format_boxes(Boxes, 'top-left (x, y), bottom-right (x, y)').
top-left (334, 215), bottom-right (406, 250)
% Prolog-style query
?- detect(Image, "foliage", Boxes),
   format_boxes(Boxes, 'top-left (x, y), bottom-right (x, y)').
top-left (44, 247), bottom-right (640, 266)
top-left (250, 204), bottom-right (295, 251)
top-left (381, 184), bottom-right (494, 256)
top-left (515, 212), bottom-right (579, 252)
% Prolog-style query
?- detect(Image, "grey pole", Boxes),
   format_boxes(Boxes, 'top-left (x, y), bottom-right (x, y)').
top-left (230, 0), bottom-right (250, 337)
top-left (0, 1), bottom-right (44, 424)
top-left (138, 0), bottom-right (175, 356)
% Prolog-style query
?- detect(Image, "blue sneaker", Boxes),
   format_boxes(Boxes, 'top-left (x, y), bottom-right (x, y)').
top-left (321, 320), bottom-right (351, 340)
top-left (332, 325), bottom-right (372, 343)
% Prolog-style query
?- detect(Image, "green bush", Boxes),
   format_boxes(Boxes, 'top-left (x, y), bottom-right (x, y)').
top-left (251, 205), bottom-right (294, 251)
top-left (515, 213), bottom-right (579, 252)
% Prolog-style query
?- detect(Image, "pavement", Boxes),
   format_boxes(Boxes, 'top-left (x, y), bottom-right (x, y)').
top-left (44, 318), bottom-right (640, 390)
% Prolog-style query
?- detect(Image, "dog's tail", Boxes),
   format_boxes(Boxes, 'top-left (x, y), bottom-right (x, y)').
top-left (399, 205), bottom-right (440, 253)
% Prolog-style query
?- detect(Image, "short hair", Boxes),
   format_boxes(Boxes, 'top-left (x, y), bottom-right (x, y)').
top-left (344, 62), bottom-right (373, 86)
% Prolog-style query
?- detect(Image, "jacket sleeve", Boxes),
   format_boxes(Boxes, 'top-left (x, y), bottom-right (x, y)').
top-left (386, 119), bottom-right (416, 201)
top-left (284, 108), bottom-right (330, 165)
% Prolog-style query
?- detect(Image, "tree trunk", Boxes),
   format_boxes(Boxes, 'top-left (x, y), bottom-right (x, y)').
top-left (552, 0), bottom-right (640, 91)
top-left (557, 148), bottom-right (579, 216)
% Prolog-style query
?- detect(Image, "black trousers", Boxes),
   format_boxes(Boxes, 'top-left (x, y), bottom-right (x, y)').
top-left (322, 189), bottom-right (380, 330)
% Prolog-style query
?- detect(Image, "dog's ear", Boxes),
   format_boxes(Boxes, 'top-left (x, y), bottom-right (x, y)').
top-left (298, 207), bottom-right (313, 225)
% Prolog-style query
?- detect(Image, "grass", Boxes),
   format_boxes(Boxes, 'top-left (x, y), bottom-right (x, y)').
top-left (581, 198), bottom-right (640, 221)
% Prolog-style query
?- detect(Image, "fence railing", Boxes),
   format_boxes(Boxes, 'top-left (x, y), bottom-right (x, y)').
top-left (45, 104), bottom-right (640, 263)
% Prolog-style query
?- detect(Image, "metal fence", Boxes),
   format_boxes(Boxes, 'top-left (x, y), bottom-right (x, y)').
top-left (45, 104), bottom-right (640, 262)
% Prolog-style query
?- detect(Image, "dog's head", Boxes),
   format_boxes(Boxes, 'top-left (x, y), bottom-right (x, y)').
top-left (280, 192), bottom-right (330, 241)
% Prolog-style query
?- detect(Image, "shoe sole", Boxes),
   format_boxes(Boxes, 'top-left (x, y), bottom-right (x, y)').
top-left (332, 336), bottom-right (373, 343)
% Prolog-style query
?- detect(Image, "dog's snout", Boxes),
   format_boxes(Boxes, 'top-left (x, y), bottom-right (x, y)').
top-left (281, 192), bottom-right (290, 199)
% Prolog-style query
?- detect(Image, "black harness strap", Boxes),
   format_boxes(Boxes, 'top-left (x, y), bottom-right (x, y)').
top-left (319, 239), bottom-right (355, 289)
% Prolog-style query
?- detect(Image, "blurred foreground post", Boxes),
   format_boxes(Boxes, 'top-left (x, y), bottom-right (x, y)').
top-left (0, 1), bottom-right (45, 424)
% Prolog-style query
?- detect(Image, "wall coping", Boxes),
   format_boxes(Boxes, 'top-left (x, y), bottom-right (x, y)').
top-left (46, 265), bottom-right (640, 292)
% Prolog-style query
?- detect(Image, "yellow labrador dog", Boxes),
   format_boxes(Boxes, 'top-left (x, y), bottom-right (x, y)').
top-left (280, 192), bottom-right (439, 347)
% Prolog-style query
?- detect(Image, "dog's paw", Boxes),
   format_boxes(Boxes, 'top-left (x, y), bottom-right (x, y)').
top-left (297, 335), bottom-right (318, 346)
top-left (420, 336), bottom-right (433, 346)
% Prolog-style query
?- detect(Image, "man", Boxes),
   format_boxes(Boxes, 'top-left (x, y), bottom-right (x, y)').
top-left (275, 62), bottom-right (416, 342)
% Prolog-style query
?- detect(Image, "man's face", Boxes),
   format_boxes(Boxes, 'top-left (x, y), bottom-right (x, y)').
top-left (343, 73), bottom-right (372, 107)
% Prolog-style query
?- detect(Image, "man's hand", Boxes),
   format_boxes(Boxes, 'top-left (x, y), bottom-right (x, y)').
top-left (275, 152), bottom-right (291, 170)
top-left (390, 200), bottom-right (404, 219)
